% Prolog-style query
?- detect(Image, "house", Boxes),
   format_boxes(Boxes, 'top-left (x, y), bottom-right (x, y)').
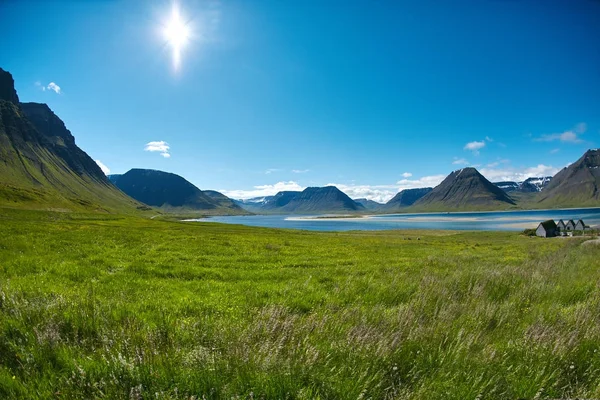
top-left (536, 220), bottom-right (557, 237)
top-left (556, 219), bottom-right (566, 236)
top-left (575, 219), bottom-right (588, 231)
top-left (565, 219), bottom-right (576, 232)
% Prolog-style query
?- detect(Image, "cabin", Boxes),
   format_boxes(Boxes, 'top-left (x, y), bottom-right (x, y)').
top-left (556, 219), bottom-right (566, 236)
top-left (536, 220), bottom-right (557, 238)
top-left (565, 219), bottom-right (576, 232)
top-left (575, 219), bottom-right (588, 231)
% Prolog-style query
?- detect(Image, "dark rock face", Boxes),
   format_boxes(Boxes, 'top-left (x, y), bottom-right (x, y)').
top-left (385, 188), bottom-right (433, 209)
top-left (0, 68), bottom-right (19, 104)
top-left (20, 102), bottom-right (107, 181)
top-left (414, 167), bottom-right (515, 210)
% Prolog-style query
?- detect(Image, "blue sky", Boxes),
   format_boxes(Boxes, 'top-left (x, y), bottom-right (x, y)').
top-left (1, 0), bottom-right (599, 202)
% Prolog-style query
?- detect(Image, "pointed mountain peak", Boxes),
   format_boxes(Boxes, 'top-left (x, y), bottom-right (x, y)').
top-left (0, 68), bottom-right (19, 104)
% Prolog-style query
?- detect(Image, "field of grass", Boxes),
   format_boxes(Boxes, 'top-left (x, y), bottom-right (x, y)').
top-left (1, 208), bottom-right (599, 399)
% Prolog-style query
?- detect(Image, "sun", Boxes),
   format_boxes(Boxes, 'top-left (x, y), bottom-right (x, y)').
top-left (163, 4), bottom-right (191, 70)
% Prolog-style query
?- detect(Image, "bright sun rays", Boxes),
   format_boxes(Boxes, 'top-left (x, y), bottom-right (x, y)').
top-left (162, 3), bottom-right (191, 70)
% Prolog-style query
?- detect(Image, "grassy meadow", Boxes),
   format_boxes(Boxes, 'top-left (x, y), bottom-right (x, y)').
top-left (1, 208), bottom-right (600, 399)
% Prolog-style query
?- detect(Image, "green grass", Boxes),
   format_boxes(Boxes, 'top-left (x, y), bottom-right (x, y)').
top-left (1, 208), bottom-right (599, 399)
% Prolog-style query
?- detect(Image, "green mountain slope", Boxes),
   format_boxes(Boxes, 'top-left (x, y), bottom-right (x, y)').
top-left (0, 68), bottom-right (144, 212)
top-left (411, 167), bottom-right (516, 211)
top-left (111, 169), bottom-right (248, 215)
top-left (537, 149), bottom-right (600, 208)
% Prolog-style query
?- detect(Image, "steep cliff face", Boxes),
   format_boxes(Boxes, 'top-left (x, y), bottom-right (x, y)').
top-left (0, 68), bottom-right (142, 212)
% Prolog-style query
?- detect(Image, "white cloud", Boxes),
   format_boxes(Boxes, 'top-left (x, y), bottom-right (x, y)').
top-left (292, 169), bottom-right (310, 174)
top-left (452, 158), bottom-right (469, 165)
top-left (464, 140), bottom-right (485, 155)
top-left (401, 172), bottom-right (412, 178)
top-left (485, 136), bottom-right (493, 142)
top-left (265, 168), bottom-right (282, 174)
top-left (550, 148), bottom-right (560, 154)
top-left (396, 175), bottom-right (446, 191)
top-left (94, 160), bottom-right (110, 175)
top-left (328, 174), bottom-right (448, 203)
top-left (47, 82), bottom-right (61, 94)
top-left (479, 164), bottom-right (559, 182)
top-left (221, 181), bottom-right (305, 200)
top-left (144, 141), bottom-right (170, 158)
top-left (35, 81), bottom-right (61, 93)
top-left (535, 123), bottom-right (586, 143)
top-left (326, 183), bottom-right (398, 203)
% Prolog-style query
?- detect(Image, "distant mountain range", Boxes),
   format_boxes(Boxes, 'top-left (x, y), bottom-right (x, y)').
top-left (494, 177), bottom-right (552, 193)
top-left (236, 187), bottom-right (364, 214)
top-left (2, 65), bottom-right (600, 216)
top-left (110, 169), bottom-right (247, 214)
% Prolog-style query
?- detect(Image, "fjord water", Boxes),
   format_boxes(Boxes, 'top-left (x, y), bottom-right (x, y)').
top-left (196, 208), bottom-right (600, 231)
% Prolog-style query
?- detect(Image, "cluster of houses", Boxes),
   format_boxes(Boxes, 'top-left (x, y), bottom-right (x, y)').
top-left (536, 219), bottom-right (590, 238)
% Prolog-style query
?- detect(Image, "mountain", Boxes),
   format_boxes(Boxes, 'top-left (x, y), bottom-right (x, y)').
top-left (384, 188), bottom-right (433, 210)
top-left (110, 169), bottom-right (247, 214)
top-left (412, 167), bottom-right (516, 211)
top-left (237, 187), bottom-right (364, 214)
top-left (278, 186), bottom-right (365, 213)
top-left (354, 198), bottom-right (384, 210)
top-left (537, 149), bottom-right (600, 207)
top-left (0, 68), bottom-right (144, 212)
top-left (521, 176), bottom-right (552, 192)
top-left (493, 177), bottom-right (552, 193)
top-left (494, 181), bottom-right (520, 192)
top-left (107, 174), bottom-right (122, 184)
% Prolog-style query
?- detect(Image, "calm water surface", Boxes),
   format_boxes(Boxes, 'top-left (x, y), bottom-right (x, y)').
top-left (188, 208), bottom-right (600, 232)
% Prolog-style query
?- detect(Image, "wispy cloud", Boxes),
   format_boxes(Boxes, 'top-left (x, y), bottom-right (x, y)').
top-left (325, 183), bottom-right (398, 203)
top-left (464, 140), bottom-right (485, 155)
top-left (292, 169), bottom-right (310, 174)
top-left (534, 123), bottom-right (586, 143)
top-left (47, 82), bottom-right (61, 94)
top-left (221, 181), bottom-right (304, 200)
top-left (95, 160), bottom-right (110, 175)
top-left (401, 172), bottom-right (412, 178)
top-left (144, 141), bottom-right (171, 158)
top-left (550, 148), bottom-right (560, 154)
top-left (479, 164), bottom-right (559, 182)
top-left (35, 81), bottom-right (61, 94)
top-left (452, 158), bottom-right (469, 165)
top-left (265, 168), bottom-right (282, 174)
top-left (396, 175), bottom-right (446, 191)
top-left (485, 136), bottom-right (493, 142)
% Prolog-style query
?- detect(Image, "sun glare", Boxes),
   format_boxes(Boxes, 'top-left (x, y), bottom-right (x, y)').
top-left (163, 4), bottom-right (191, 70)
